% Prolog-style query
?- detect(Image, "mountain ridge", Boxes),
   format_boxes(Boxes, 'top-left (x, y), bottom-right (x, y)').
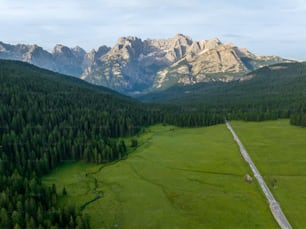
top-left (139, 62), bottom-right (306, 107)
top-left (0, 35), bottom-right (292, 94)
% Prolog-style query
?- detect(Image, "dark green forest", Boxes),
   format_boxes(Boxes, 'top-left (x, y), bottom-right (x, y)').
top-left (1, 59), bottom-right (306, 228)
top-left (141, 62), bottom-right (306, 124)
top-left (0, 60), bottom-right (224, 228)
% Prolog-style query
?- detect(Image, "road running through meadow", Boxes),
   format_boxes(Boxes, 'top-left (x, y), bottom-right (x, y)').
top-left (225, 121), bottom-right (292, 229)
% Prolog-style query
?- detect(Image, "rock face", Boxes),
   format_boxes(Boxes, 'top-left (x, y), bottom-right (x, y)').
top-left (0, 41), bottom-right (90, 77)
top-left (52, 44), bottom-right (86, 76)
top-left (81, 34), bottom-right (196, 93)
top-left (152, 38), bottom-right (288, 89)
top-left (0, 42), bottom-right (56, 71)
top-left (81, 34), bottom-right (290, 93)
top-left (0, 35), bottom-right (290, 94)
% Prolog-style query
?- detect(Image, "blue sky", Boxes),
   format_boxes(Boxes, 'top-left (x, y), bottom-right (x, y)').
top-left (0, 0), bottom-right (305, 59)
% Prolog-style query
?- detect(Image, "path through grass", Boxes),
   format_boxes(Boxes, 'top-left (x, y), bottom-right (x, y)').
top-left (231, 119), bottom-right (306, 228)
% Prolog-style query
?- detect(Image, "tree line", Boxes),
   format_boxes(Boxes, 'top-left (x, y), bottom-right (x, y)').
top-left (142, 62), bottom-right (306, 126)
top-left (0, 60), bottom-right (223, 228)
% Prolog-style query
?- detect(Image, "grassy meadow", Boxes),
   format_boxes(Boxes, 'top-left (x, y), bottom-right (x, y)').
top-left (43, 124), bottom-right (277, 229)
top-left (231, 119), bottom-right (306, 228)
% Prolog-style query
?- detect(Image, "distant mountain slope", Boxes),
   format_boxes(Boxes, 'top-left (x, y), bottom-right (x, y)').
top-left (0, 41), bottom-right (111, 77)
top-left (0, 59), bottom-right (126, 99)
top-left (152, 39), bottom-right (288, 90)
top-left (0, 35), bottom-right (291, 94)
top-left (140, 62), bottom-right (306, 112)
top-left (82, 34), bottom-right (290, 93)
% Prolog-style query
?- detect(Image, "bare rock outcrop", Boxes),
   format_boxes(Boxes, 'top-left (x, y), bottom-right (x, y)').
top-left (0, 35), bottom-right (291, 94)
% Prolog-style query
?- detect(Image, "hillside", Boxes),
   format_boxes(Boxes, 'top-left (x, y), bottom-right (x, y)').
top-left (0, 59), bottom-right (163, 167)
top-left (0, 60), bottom-right (159, 228)
top-left (140, 62), bottom-right (306, 120)
top-left (0, 59), bottom-right (304, 228)
top-left (0, 59), bottom-right (227, 228)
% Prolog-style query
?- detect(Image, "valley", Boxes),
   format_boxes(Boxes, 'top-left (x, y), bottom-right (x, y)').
top-left (43, 121), bottom-right (304, 229)
top-left (2, 1), bottom-right (306, 228)
top-left (1, 59), bottom-right (306, 228)
top-left (1, 55), bottom-right (306, 229)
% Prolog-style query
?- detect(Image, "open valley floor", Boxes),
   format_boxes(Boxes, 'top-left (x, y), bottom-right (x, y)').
top-left (44, 123), bottom-right (289, 228)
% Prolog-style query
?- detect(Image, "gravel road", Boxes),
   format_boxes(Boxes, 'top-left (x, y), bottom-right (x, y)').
top-left (226, 121), bottom-right (292, 229)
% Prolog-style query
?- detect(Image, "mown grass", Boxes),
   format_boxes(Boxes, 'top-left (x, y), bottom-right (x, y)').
top-left (43, 124), bottom-right (277, 229)
top-left (231, 119), bottom-right (306, 228)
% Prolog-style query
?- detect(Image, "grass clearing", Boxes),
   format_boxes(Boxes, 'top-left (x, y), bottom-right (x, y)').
top-left (43, 124), bottom-right (277, 229)
top-left (231, 119), bottom-right (306, 228)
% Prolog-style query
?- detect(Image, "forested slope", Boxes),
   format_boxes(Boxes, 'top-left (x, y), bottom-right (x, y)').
top-left (0, 60), bottom-right (146, 228)
top-left (1, 59), bottom-right (306, 228)
top-left (0, 60), bottom-right (225, 228)
top-left (141, 62), bottom-right (306, 122)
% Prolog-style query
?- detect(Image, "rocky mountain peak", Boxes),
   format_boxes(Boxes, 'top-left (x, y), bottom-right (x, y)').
top-left (106, 36), bottom-right (143, 61)
top-left (52, 44), bottom-right (64, 52)
top-left (31, 44), bottom-right (40, 51)
top-left (202, 38), bottom-right (222, 50)
top-left (23, 45), bottom-right (43, 59)
top-left (72, 46), bottom-right (86, 57)
top-left (50, 44), bottom-right (88, 76)
top-left (52, 44), bottom-right (74, 56)
top-left (114, 36), bottom-right (143, 50)
top-left (118, 36), bottom-right (141, 43)
top-left (80, 35), bottom-right (290, 94)
top-left (0, 35), bottom-right (291, 95)
top-left (72, 45), bottom-right (85, 52)
top-left (0, 41), bottom-right (7, 51)
top-left (96, 46), bottom-right (110, 57)
top-left (173, 33), bottom-right (193, 46)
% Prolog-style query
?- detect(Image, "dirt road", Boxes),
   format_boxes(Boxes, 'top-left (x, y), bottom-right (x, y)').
top-left (226, 121), bottom-right (292, 229)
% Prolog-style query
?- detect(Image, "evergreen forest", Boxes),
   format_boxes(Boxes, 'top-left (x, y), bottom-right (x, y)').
top-left (1, 59), bottom-right (306, 228)
top-left (0, 60), bottom-right (223, 228)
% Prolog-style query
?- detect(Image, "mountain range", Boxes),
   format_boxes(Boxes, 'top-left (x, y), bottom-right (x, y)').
top-left (140, 62), bottom-right (306, 105)
top-left (0, 34), bottom-right (292, 94)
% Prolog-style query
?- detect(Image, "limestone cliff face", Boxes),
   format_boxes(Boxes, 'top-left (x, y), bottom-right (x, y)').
top-left (0, 42), bottom-right (90, 76)
top-left (81, 35), bottom-right (227, 93)
top-left (51, 44), bottom-right (85, 76)
top-left (82, 34), bottom-right (289, 93)
top-left (153, 42), bottom-right (248, 88)
top-left (0, 42), bottom-right (56, 71)
top-left (152, 39), bottom-right (290, 90)
top-left (81, 36), bottom-right (146, 92)
top-left (81, 35), bottom-right (199, 92)
top-left (0, 35), bottom-right (291, 94)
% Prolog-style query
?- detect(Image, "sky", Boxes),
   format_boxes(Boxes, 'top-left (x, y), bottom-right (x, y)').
top-left (0, 0), bottom-right (306, 60)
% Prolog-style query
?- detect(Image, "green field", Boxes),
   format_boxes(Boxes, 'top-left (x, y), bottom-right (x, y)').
top-left (231, 119), bottom-right (306, 228)
top-left (44, 124), bottom-right (277, 229)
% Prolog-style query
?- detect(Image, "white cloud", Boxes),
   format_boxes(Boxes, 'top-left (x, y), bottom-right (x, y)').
top-left (0, 0), bottom-right (305, 59)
